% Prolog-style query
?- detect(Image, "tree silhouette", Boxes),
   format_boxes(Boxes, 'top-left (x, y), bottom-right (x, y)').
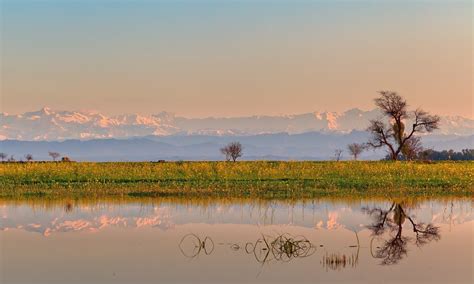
top-left (367, 91), bottom-right (440, 160)
top-left (334, 149), bottom-right (343, 161)
top-left (48, 151), bottom-right (60, 161)
top-left (220, 142), bottom-right (243, 162)
top-left (347, 143), bottom-right (364, 160)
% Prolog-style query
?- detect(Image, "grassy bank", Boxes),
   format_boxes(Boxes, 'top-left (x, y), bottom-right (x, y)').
top-left (1, 161), bottom-right (472, 198)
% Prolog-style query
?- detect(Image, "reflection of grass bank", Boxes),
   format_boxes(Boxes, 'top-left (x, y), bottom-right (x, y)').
top-left (1, 161), bottom-right (472, 198)
top-left (0, 195), bottom-right (470, 210)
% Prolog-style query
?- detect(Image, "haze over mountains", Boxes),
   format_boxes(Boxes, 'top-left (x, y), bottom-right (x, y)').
top-left (1, 107), bottom-right (473, 141)
top-left (1, 107), bottom-right (472, 161)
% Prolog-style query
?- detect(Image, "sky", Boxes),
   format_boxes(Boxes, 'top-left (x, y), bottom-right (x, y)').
top-left (1, 0), bottom-right (472, 118)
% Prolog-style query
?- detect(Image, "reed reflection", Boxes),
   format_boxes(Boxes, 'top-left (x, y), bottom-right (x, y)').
top-left (178, 231), bottom-right (368, 273)
top-left (179, 233), bottom-right (316, 264)
top-left (179, 233), bottom-right (215, 258)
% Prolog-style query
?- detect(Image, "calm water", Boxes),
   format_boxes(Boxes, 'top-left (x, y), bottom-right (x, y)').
top-left (1, 197), bottom-right (472, 284)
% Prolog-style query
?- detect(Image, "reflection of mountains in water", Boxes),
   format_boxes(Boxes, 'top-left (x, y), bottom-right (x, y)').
top-left (1, 206), bottom-right (175, 236)
top-left (1, 199), bottom-right (471, 237)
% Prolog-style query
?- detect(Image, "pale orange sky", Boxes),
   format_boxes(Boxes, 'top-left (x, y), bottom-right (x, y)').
top-left (1, 0), bottom-right (472, 118)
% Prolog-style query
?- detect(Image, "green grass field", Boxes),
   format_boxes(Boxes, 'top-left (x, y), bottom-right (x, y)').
top-left (1, 161), bottom-right (472, 198)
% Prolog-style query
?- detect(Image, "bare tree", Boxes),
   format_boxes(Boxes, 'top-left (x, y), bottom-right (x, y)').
top-left (0, 153), bottom-right (7, 162)
top-left (347, 143), bottom-right (364, 160)
top-left (220, 142), bottom-right (243, 162)
top-left (48, 151), bottom-right (61, 161)
top-left (7, 155), bottom-right (15, 162)
top-left (24, 154), bottom-right (34, 162)
top-left (334, 149), bottom-right (343, 161)
top-left (367, 91), bottom-right (440, 161)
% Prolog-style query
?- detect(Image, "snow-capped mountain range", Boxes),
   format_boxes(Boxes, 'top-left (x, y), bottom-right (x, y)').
top-left (1, 107), bottom-right (473, 141)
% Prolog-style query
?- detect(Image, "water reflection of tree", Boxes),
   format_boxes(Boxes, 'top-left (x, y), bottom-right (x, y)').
top-left (363, 202), bottom-right (440, 265)
top-left (64, 201), bottom-right (74, 213)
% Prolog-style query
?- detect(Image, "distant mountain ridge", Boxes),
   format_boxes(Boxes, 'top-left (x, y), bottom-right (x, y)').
top-left (1, 132), bottom-right (472, 162)
top-left (1, 107), bottom-right (473, 141)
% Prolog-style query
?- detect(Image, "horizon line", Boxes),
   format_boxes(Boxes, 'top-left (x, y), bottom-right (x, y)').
top-left (2, 106), bottom-right (472, 120)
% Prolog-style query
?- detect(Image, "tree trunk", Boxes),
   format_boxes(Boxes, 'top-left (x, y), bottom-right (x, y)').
top-left (391, 152), bottom-right (398, 161)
